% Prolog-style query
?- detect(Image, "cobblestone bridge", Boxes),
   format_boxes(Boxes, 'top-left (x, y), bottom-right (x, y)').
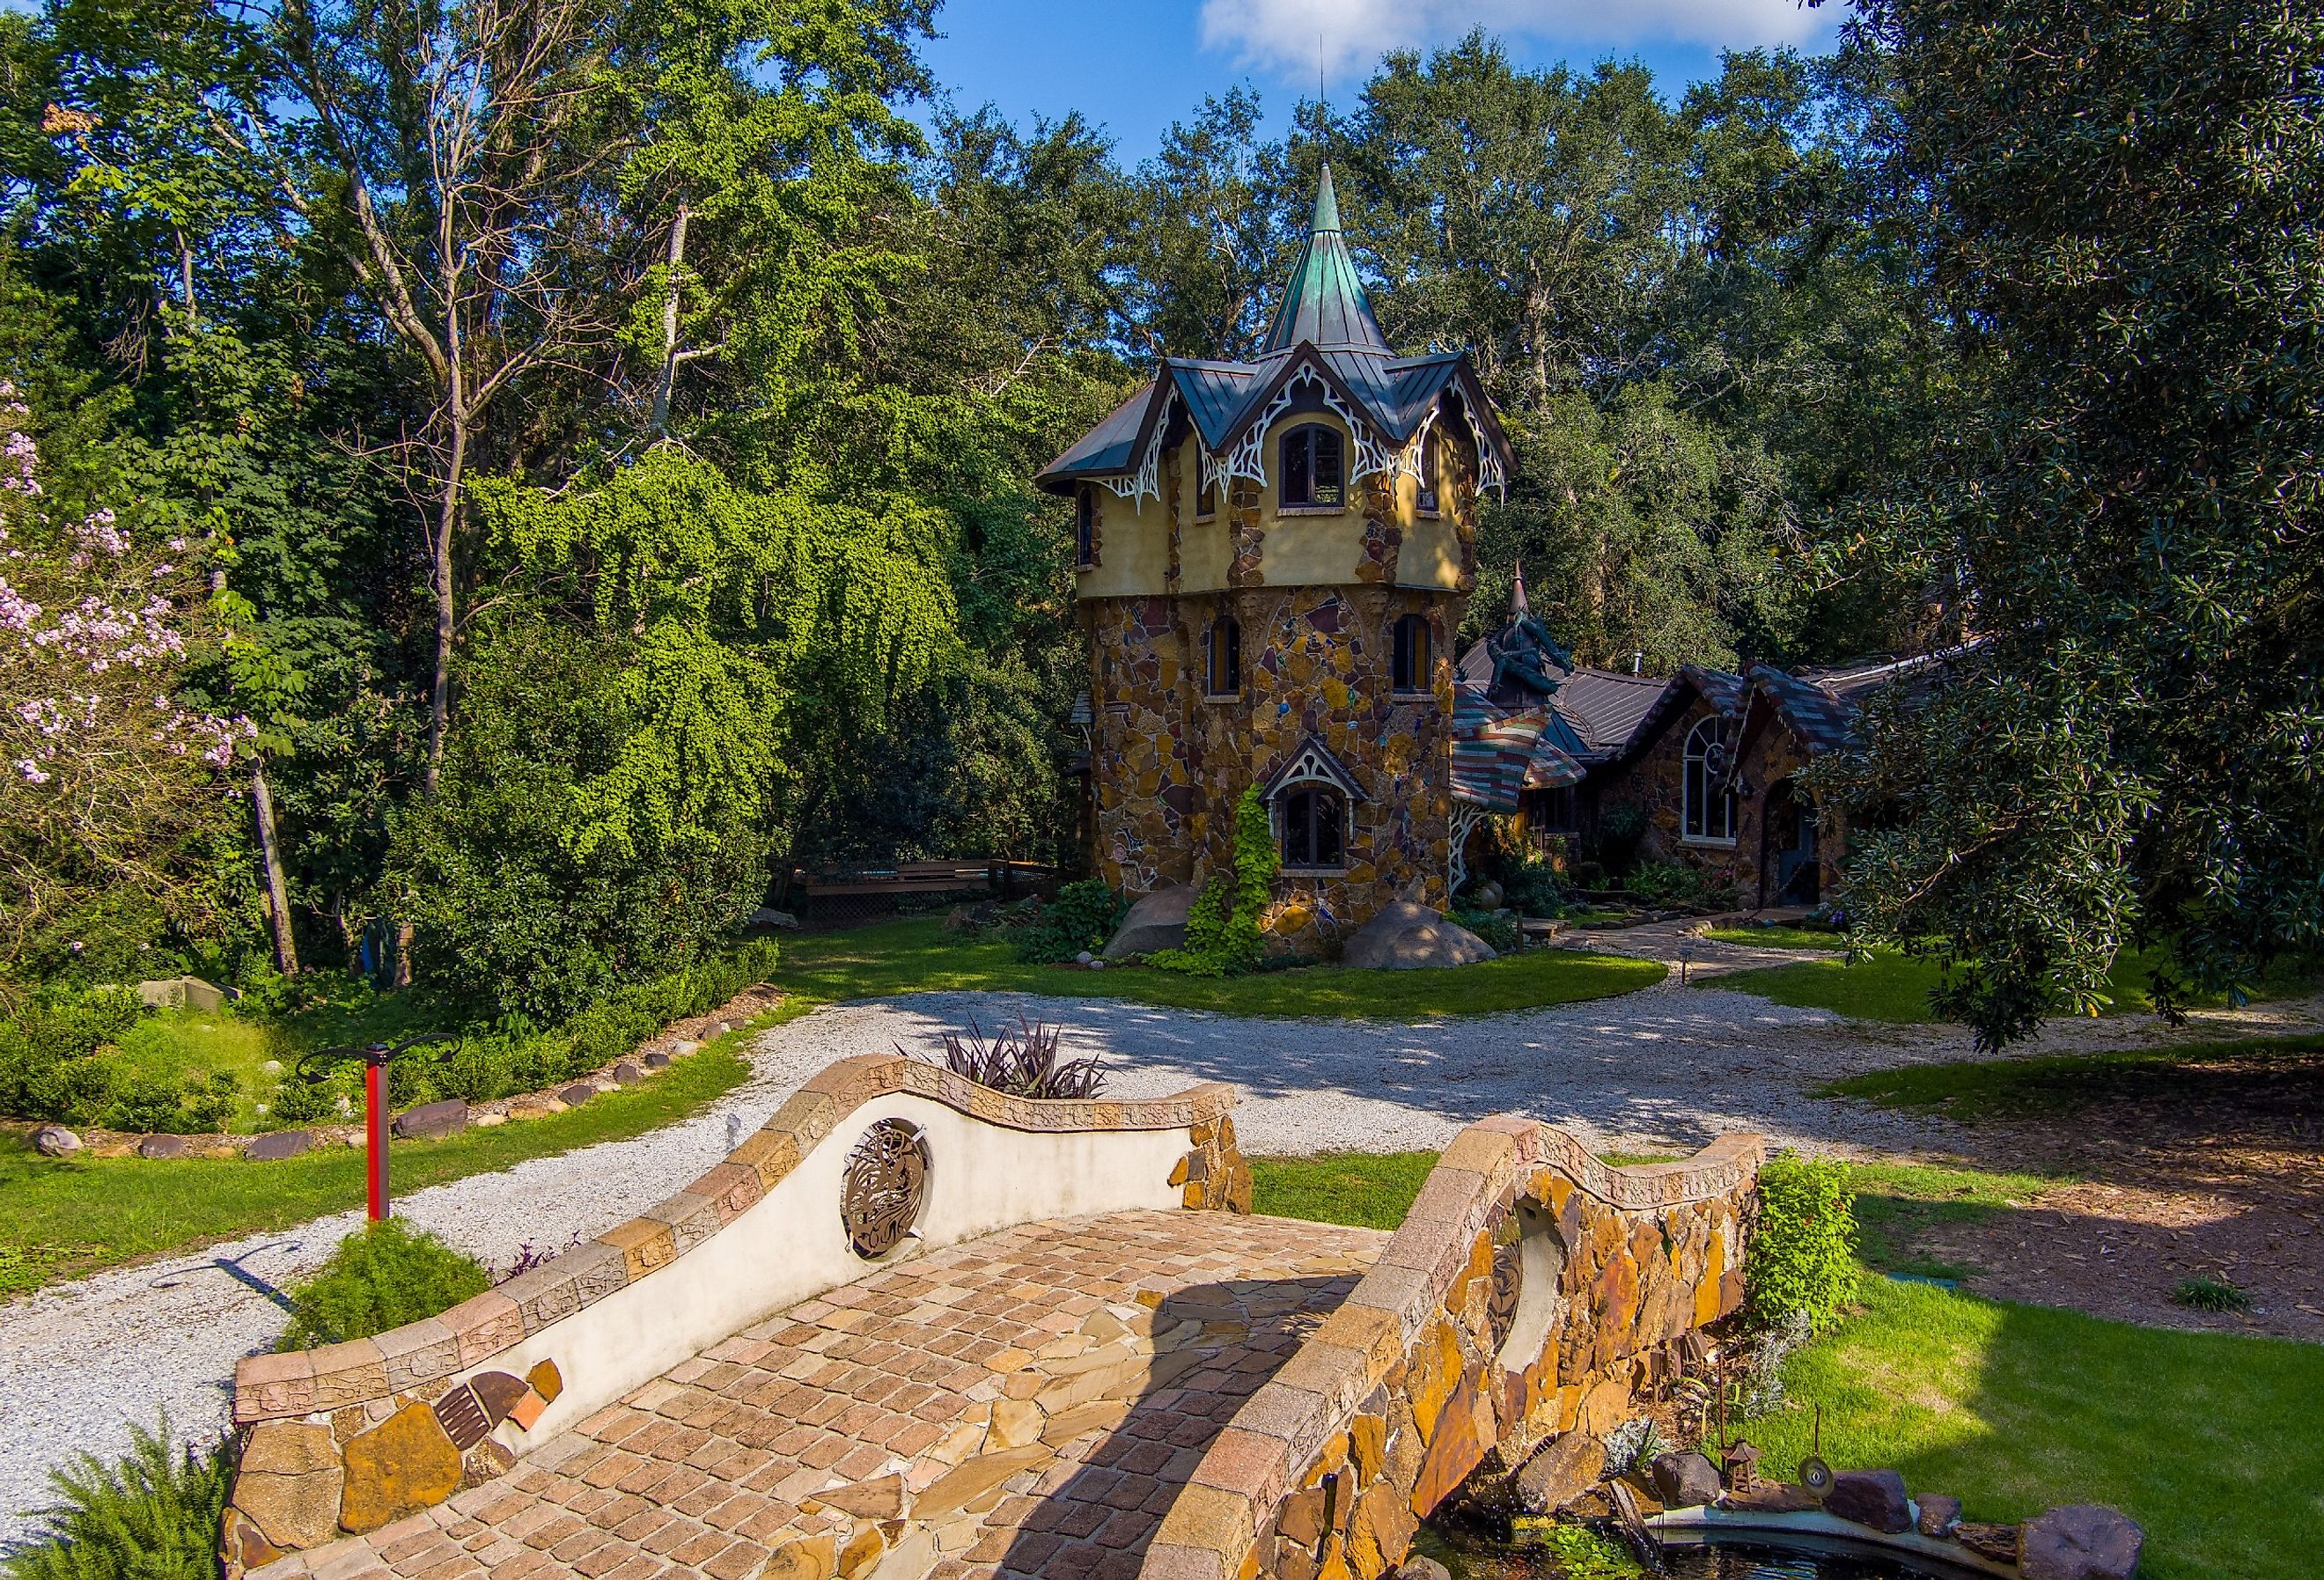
top-left (224, 1058), bottom-right (1760, 1580)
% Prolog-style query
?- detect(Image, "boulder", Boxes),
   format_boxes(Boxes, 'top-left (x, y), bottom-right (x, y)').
top-left (1824, 1469), bottom-right (1912, 1534)
top-left (137, 975), bottom-right (226, 1012)
top-left (1956, 1523), bottom-right (2021, 1565)
top-left (558, 1084), bottom-right (597, 1106)
top-left (31, 1126), bottom-right (84, 1157)
top-left (1916, 1493), bottom-right (1963, 1537)
top-left (1513, 1431), bottom-right (1607, 1515)
top-left (644, 1049), bottom-right (672, 1070)
top-left (1471, 879), bottom-right (1504, 910)
top-left (392, 1099), bottom-right (467, 1141)
top-left (746, 907), bottom-right (800, 930)
top-left (1648, 1451), bottom-right (1724, 1510)
top-left (1103, 883), bottom-right (1200, 959)
top-left (245, 1129), bottom-right (312, 1162)
top-left (1342, 901), bottom-right (1497, 970)
top-left (137, 1134), bottom-right (188, 1159)
top-left (1395, 1561), bottom-right (1452, 1580)
top-left (611, 1061), bottom-right (643, 1084)
top-left (2019, 1505), bottom-right (2144, 1580)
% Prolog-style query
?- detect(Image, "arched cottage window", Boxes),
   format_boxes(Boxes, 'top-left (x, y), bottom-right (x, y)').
top-left (1280, 785), bottom-right (1346, 869)
top-left (1279, 423), bottom-right (1344, 508)
top-left (1682, 717), bottom-right (1739, 844)
top-left (1208, 615), bottom-right (1242, 697)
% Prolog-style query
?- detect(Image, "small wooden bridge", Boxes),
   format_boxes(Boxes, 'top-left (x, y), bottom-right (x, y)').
top-left (225, 1059), bottom-right (1760, 1580)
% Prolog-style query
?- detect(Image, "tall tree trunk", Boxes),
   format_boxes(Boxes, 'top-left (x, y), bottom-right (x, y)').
top-left (651, 202), bottom-right (691, 437)
top-left (251, 763), bottom-right (299, 974)
top-left (173, 228), bottom-right (196, 320)
top-left (424, 412), bottom-right (466, 794)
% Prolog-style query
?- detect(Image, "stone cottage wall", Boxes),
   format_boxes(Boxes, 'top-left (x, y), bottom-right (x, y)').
top-left (1144, 1120), bottom-right (1761, 1580)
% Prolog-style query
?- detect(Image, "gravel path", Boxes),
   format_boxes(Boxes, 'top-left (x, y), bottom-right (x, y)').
top-left (4, 970), bottom-right (2313, 1544)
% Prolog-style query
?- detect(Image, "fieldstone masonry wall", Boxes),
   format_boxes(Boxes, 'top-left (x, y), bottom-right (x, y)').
top-left (1144, 1120), bottom-right (1762, 1580)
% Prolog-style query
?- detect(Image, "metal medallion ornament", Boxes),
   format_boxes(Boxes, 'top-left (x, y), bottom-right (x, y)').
top-left (841, 1119), bottom-right (929, 1259)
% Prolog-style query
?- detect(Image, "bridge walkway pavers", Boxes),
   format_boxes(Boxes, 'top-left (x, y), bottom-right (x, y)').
top-left (259, 1210), bottom-right (1386, 1580)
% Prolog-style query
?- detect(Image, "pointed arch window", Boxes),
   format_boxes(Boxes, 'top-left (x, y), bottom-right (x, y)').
top-left (1415, 428), bottom-right (1442, 515)
top-left (1207, 615), bottom-right (1242, 698)
top-left (1682, 717), bottom-right (1739, 844)
top-left (1279, 424), bottom-right (1344, 508)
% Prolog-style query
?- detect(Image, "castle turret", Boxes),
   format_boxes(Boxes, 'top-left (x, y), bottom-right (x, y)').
top-left (1035, 167), bottom-right (1516, 943)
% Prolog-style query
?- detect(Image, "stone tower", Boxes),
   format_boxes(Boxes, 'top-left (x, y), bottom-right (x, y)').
top-left (1036, 167), bottom-right (1514, 948)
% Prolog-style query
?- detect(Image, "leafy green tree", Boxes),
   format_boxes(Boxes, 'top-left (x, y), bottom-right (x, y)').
top-left (1811, 0), bottom-right (2324, 1046)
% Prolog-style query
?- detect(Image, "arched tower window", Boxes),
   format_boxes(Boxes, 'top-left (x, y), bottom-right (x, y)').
top-left (1391, 614), bottom-right (1430, 694)
top-left (1279, 423), bottom-right (1344, 508)
top-left (1075, 486), bottom-right (1095, 565)
top-left (1208, 615), bottom-right (1241, 697)
top-left (1683, 717), bottom-right (1739, 844)
top-left (1280, 786), bottom-right (1345, 869)
top-left (1415, 428), bottom-right (1441, 514)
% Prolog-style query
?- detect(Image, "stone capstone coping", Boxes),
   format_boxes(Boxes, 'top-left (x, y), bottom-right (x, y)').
top-left (233, 1055), bottom-right (1239, 1428)
top-left (1144, 1115), bottom-right (1764, 1580)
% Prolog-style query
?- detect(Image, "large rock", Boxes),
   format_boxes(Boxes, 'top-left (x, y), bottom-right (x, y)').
top-left (2019, 1504), bottom-right (2144, 1580)
top-left (1648, 1451), bottom-right (1724, 1510)
top-left (1515, 1431), bottom-right (1607, 1514)
top-left (245, 1129), bottom-right (312, 1161)
top-left (392, 1099), bottom-right (467, 1141)
top-left (1342, 901), bottom-right (1497, 970)
top-left (1824, 1469), bottom-right (1912, 1533)
top-left (137, 975), bottom-right (225, 1012)
top-left (31, 1126), bottom-right (83, 1157)
top-left (1103, 884), bottom-right (1199, 959)
top-left (1916, 1493), bottom-right (1963, 1537)
top-left (234, 1422), bottom-right (342, 1551)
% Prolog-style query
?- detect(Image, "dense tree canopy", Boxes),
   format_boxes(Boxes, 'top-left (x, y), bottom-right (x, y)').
top-left (1, 0), bottom-right (2313, 1042)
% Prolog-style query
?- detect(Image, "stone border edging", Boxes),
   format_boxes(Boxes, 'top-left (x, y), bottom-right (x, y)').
top-left (1144, 1116), bottom-right (1764, 1580)
top-left (11, 984), bottom-right (784, 1162)
top-left (233, 1055), bottom-right (1239, 1427)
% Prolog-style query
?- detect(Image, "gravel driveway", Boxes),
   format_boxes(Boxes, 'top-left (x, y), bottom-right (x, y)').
top-left (4, 971), bottom-right (2312, 1544)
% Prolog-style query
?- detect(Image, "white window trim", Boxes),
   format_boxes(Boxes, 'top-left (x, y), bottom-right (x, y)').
top-left (1681, 717), bottom-right (1739, 846)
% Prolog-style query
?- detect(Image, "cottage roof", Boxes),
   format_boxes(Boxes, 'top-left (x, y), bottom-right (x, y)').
top-left (1033, 171), bottom-right (1512, 499)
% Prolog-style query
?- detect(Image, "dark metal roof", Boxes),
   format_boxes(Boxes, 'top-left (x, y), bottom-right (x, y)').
top-left (1261, 166), bottom-right (1391, 356)
top-left (1036, 381), bottom-right (1157, 488)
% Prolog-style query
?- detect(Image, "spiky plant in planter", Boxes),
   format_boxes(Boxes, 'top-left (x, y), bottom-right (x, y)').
top-left (4, 1417), bottom-right (232, 1580)
top-left (908, 1014), bottom-right (1106, 1100)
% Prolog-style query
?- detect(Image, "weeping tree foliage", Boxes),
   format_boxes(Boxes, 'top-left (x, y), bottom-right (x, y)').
top-left (1809, 0), bottom-right (2324, 1047)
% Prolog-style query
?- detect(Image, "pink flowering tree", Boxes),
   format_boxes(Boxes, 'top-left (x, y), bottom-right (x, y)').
top-left (0, 379), bottom-right (247, 984)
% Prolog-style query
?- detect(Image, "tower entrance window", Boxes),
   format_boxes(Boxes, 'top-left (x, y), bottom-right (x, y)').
top-left (1280, 424), bottom-right (1344, 508)
top-left (1279, 785), bottom-right (1346, 869)
top-left (1208, 616), bottom-right (1242, 697)
top-left (1392, 614), bottom-right (1430, 694)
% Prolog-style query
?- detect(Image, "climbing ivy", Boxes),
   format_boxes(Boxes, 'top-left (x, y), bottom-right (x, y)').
top-left (1149, 788), bottom-right (1278, 977)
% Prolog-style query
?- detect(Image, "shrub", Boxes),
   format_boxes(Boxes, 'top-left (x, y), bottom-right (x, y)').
top-left (2172, 1275), bottom-right (2250, 1313)
top-left (1501, 852), bottom-right (1570, 917)
top-left (1588, 803), bottom-right (1650, 879)
top-left (916, 1014), bottom-right (1105, 1099)
top-left (279, 1220), bottom-right (492, 1349)
top-left (0, 988), bottom-right (242, 1132)
top-left (1745, 1150), bottom-right (1859, 1333)
top-left (1149, 789), bottom-right (1278, 976)
top-left (1450, 909), bottom-right (1519, 954)
top-left (4, 1417), bottom-right (231, 1580)
top-left (1011, 878), bottom-right (1128, 964)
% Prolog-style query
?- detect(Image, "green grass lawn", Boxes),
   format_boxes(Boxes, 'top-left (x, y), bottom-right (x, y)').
top-left (773, 915), bottom-right (1665, 1022)
top-left (1744, 1277), bottom-right (2324, 1580)
top-left (1718, 944), bottom-right (2188, 1023)
top-left (1702, 925), bottom-right (1848, 951)
top-left (1258, 1148), bottom-right (2321, 1580)
top-left (108, 1010), bottom-right (294, 1130)
top-left (0, 1042), bottom-right (754, 1297)
top-left (1820, 1033), bottom-right (2324, 1123)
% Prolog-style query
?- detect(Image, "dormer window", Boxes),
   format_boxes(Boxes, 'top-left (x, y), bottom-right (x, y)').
top-left (1075, 487), bottom-right (1095, 565)
top-left (1279, 423), bottom-right (1343, 509)
top-left (1207, 615), bottom-right (1241, 698)
top-left (1416, 429), bottom-right (1441, 515)
top-left (1392, 614), bottom-right (1430, 694)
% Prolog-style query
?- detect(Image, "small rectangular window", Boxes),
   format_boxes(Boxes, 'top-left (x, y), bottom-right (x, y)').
top-left (1075, 488), bottom-right (1095, 566)
top-left (1416, 430), bottom-right (1440, 514)
top-left (1392, 614), bottom-right (1430, 693)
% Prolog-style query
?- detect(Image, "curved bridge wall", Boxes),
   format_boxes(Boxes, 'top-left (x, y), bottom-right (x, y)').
top-left (1148, 1117), bottom-right (1761, 1580)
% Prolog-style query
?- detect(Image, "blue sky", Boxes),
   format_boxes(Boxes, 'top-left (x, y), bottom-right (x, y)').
top-left (917, 0), bottom-right (1842, 164)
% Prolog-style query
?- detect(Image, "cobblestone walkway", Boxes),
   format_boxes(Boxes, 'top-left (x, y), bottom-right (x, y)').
top-left (252, 1210), bottom-right (1385, 1580)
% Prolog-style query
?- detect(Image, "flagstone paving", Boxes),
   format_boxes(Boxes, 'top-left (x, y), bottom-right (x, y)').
top-left (251, 1209), bottom-right (1385, 1580)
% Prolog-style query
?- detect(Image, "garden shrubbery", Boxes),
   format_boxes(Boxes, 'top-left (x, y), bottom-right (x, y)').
top-left (0, 988), bottom-right (239, 1133)
top-left (1148, 790), bottom-right (1278, 977)
top-left (2, 1419), bottom-right (232, 1580)
top-left (1010, 878), bottom-right (1128, 964)
top-left (1745, 1149), bottom-right (1860, 1332)
top-left (1449, 909), bottom-right (1519, 953)
top-left (278, 1220), bottom-right (492, 1349)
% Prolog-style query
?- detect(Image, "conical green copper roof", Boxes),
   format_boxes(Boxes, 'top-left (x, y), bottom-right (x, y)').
top-left (1262, 164), bottom-right (1388, 355)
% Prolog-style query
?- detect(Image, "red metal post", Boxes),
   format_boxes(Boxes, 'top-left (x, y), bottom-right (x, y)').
top-left (365, 1056), bottom-right (389, 1221)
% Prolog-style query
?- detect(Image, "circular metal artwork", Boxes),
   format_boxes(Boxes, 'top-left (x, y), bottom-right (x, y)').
top-left (841, 1119), bottom-right (929, 1259)
top-left (1486, 1238), bottom-right (1526, 1351)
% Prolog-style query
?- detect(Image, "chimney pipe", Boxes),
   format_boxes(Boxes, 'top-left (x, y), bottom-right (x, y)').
top-left (1631, 650), bottom-right (1644, 675)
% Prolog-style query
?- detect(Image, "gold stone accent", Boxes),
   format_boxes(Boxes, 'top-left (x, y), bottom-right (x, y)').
top-left (337, 1401), bottom-right (463, 1534)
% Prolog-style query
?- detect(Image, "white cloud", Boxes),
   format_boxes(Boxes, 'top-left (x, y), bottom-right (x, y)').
top-left (1199, 0), bottom-right (1828, 80)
